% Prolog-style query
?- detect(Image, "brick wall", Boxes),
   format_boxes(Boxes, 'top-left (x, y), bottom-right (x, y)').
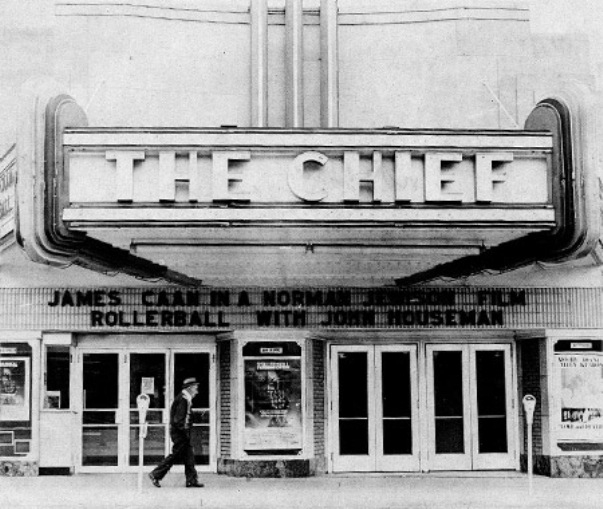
top-left (312, 339), bottom-right (326, 459)
top-left (518, 338), bottom-right (547, 473)
top-left (219, 339), bottom-right (232, 458)
top-left (519, 340), bottom-right (543, 454)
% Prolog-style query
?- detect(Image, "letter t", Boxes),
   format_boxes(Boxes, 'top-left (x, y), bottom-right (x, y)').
top-left (106, 151), bottom-right (145, 202)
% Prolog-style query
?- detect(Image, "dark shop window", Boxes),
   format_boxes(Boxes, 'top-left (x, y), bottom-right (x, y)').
top-left (44, 346), bottom-right (70, 409)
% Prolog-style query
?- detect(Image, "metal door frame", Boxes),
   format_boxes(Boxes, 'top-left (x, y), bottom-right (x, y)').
top-left (330, 345), bottom-right (375, 472)
top-left (169, 347), bottom-right (217, 473)
top-left (75, 345), bottom-right (216, 473)
top-left (122, 349), bottom-right (170, 473)
top-left (425, 343), bottom-right (516, 471)
top-left (425, 344), bottom-right (472, 470)
top-left (75, 349), bottom-right (125, 473)
top-left (470, 343), bottom-right (516, 470)
top-left (330, 344), bottom-right (419, 472)
top-left (375, 344), bottom-right (420, 471)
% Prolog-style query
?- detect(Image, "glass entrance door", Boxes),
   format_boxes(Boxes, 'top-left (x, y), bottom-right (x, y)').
top-left (376, 345), bottom-right (418, 471)
top-left (78, 347), bottom-right (214, 472)
top-left (426, 345), bottom-right (471, 470)
top-left (471, 345), bottom-right (515, 470)
top-left (172, 351), bottom-right (211, 467)
top-left (81, 352), bottom-right (120, 469)
top-left (331, 345), bottom-right (419, 472)
top-left (426, 344), bottom-right (515, 471)
top-left (128, 352), bottom-right (167, 468)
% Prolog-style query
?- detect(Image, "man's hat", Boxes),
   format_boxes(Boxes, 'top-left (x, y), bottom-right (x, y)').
top-left (182, 377), bottom-right (199, 388)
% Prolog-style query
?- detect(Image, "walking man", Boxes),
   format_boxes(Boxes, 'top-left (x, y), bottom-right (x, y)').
top-left (149, 377), bottom-right (204, 488)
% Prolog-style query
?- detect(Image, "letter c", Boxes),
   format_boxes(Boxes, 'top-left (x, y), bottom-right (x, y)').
top-left (288, 151), bottom-right (328, 202)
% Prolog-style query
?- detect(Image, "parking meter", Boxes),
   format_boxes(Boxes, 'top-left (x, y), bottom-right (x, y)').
top-left (522, 394), bottom-right (537, 494)
top-left (522, 394), bottom-right (536, 425)
top-left (136, 393), bottom-right (150, 491)
top-left (136, 393), bottom-right (150, 438)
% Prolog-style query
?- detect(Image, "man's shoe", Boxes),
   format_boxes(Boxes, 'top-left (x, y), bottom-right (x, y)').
top-left (186, 480), bottom-right (204, 488)
top-left (148, 473), bottom-right (161, 488)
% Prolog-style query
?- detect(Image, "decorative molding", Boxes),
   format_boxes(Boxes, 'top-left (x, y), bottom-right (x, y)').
top-left (55, 0), bottom-right (528, 25)
top-left (63, 128), bottom-right (552, 150)
top-left (56, 1), bottom-right (251, 24)
top-left (250, 0), bottom-right (269, 127)
top-left (62, 207), bottom-right (555, 226)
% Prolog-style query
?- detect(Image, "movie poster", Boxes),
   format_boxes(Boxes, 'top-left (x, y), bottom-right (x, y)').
top-left (556, 353), bottom-right (603, 441)
top-left (244, 359), bottom-right (302, 451)
top-left (0, 357), bottom-right (30, 421)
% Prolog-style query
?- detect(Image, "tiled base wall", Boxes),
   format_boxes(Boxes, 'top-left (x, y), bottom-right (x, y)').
top-left (0, 460), bottom-right (38, 476)
top-left (217, 457), bottom-right (326, 477)
top-left (521, 454), bottom-right (603, 477)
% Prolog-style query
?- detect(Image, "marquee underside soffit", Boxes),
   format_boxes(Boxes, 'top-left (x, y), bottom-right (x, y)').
top-left (67, 225), bottom-right (542, 287)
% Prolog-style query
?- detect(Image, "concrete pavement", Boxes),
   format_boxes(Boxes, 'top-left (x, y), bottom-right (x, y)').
top-left (1, 471), bottom-right (602, 509)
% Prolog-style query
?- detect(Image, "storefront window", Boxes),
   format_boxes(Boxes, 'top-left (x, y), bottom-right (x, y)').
top-left (242, 341), bottom-right (303, 454)
top-left (44, 346), bottom-right (70, 409)
top-left (0, 342), bottom-right (32, 457)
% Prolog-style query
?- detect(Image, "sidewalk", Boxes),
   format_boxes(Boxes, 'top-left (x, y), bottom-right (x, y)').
top-left (1, 471), bottom-right (602, 509)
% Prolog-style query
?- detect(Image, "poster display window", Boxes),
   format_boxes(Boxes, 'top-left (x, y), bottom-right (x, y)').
top-left (243, 342), bottom-right (303, 453)
top-left (0, 357), bottom-right (30, 421)
top-left (554, 340), bottom-right (603, 443)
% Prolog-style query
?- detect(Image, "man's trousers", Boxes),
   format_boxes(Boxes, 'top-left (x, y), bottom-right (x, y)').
top-left (151, 429), bottom-right (198, 484)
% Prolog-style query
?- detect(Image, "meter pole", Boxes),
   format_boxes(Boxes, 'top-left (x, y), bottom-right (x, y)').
top-left (527, 415), bottom-right (533, 494)
top-left (138, 423), bottom-right (145, 491)
top-left (522, 394), bottom-right (537, 496)
top-left (136, 394), bottom-right (150, 492)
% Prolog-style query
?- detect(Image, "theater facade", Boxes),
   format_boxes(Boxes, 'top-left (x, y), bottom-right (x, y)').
top-left (1, 0), bottom-right (603, 478)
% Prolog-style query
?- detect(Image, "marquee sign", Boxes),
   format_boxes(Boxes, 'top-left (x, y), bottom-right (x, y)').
top-left (14, 81), bottom-right (601, 285)
top-left (63, 129), bottom-right (553, 227)
top-left (0, 287), bottom-right (601, 331)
